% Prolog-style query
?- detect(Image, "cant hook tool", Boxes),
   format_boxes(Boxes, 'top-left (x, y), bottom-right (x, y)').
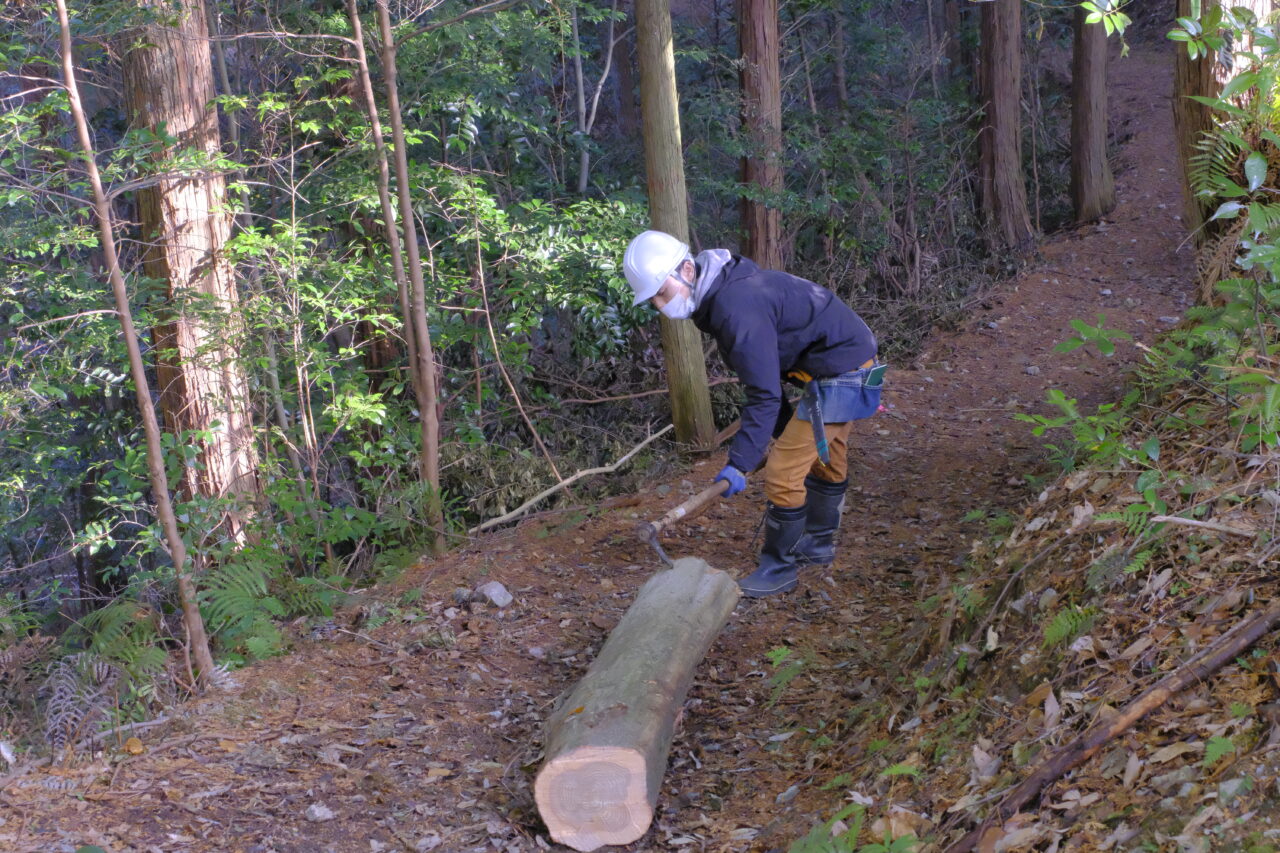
top-left (635, 479), bottom-right (730, 567)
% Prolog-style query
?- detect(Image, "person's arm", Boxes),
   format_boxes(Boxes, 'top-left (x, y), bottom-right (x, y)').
top-left (720, 313), bottom-right (782, 474)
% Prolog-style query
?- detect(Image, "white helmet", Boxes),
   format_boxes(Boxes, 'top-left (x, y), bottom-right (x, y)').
top-left (623, 230), bottom-right (690, 306)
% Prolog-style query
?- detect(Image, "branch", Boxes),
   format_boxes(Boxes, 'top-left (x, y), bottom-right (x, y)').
top-left (1151, 514), bottom-right (1257, 539)
top-left (394, 0), bottom-right (528, 49)
top-left (944, 602), bottom-right (1280, 852)
top-left (17, 309), bottom-right (118, 332)
top-left (469, 425), bottom-right (674, 534)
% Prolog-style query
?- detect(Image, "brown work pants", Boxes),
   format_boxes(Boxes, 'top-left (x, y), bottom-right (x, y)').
top-left (763, 416), bottom-right (852, 508)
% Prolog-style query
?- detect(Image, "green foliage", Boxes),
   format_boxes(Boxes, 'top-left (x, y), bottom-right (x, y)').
top-left (1054, 316), bottom-right (1133, 357)
top-left (766, 645), bottom-right (810, 707)
top-left (1204, 735), bottom-right (1236, 767)
top-left (790, 801), bottom-right (918, 853)
top-left (1042, 604), bottom-right (1096, 648)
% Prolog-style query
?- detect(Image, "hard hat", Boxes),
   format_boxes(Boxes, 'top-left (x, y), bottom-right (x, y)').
top-left (622, 230), bottom-right (690, 306)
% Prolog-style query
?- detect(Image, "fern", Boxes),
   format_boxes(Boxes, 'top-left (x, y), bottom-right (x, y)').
top-left (200, 560), bottom-right (278, 632)
top-left (0, 634), bottom-right (53, 680)
top-left (1204, 735), bottom-right (1236, 767)
top-left (79, 599), bottom-right (166, 674)
top-left (40, 653), bottom-right (121, 751)
top-left (1096, 502), bottom-right (1152, 537)
top-left (1122, 549), bottom-right (1154, 575)
top-left (278, 575), bottom-right (335, 618)
top-left (1043, 605), bottom-right (1096, 648)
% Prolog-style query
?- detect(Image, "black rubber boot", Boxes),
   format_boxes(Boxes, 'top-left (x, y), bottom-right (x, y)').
top-left (739, 503), bottom-right (807, 598)
top-left (795, 475), bottom-right (848, 567)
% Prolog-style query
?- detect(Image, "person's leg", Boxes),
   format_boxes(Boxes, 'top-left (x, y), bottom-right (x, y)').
top-left (796, 421), bottom-right (852, 566)
top-left (739, 417), bottom-right (817, 597)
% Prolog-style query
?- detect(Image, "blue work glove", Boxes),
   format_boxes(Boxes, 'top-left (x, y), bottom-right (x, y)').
top-left (714, 464), bottom-right (747, 496)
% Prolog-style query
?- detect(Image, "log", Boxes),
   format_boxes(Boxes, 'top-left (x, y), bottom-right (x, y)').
top-left (535, 558), bottom-right (740, 851)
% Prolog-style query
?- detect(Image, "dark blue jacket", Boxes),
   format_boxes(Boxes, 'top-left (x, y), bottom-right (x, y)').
top-left (692, 256), bottom-right (876, 473)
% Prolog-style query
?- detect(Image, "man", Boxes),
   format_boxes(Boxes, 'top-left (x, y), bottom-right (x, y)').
top-left (623, 230), bottom-right (883, 598)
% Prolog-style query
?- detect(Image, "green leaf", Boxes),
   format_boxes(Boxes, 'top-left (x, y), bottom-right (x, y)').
top-left (1142, 436), bottom-right (1160, 462)
top-left (881, 762), bottom-right (921, 778)
top-left (1204, 735), bottom-right (1235, 767)
top-left (1212, 201), bottom-right (1244, 220)
top-left (1221, 72), bottom-right (1259, 99)
top-left (1245, 151), bottom-right (1268, 192)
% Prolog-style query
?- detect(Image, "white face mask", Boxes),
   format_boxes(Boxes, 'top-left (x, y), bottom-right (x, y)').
top-left (658, 290), bottom-right (694, 320)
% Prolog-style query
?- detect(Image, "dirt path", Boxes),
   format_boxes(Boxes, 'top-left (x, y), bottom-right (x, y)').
top-left (0, 42), bottom-right (1195, 853)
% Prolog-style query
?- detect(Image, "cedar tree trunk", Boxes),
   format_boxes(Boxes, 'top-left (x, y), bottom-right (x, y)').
top-left (978, 0), bottom-right (1035, 253)
top-left (121, 0), bottom-right (261, 542)
top-left (635, 0), bottom-right (716, 448)
top-left (737, 0), bottom-right (784, 268)
top-left (1070, 7), bottom-right (1116, 222)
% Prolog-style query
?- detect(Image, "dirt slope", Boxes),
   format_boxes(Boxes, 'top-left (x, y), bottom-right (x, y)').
top-left (0, 41), bottom-right (1195, 853)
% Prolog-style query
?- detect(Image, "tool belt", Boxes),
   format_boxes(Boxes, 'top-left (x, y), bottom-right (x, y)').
top-left (787, 359), bottom-right (886, 465)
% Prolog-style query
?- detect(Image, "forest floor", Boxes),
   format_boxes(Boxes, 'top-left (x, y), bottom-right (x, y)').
top-left (0, 40), bottom-right (1211, 853)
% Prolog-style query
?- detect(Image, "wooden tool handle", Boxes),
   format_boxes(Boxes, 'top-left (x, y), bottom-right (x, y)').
top-left (638, 480), bottom-right (729, 542)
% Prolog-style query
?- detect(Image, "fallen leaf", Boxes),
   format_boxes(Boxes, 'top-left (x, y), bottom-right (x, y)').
top-left (1123, 752), bottom-right (1143, 789)
top-left (1024, 682), bottom-right (1052, 707)
top-left (1150, 741), bottom-right (1202, 764)
top-left (1044, 690), bottom-right (1061, 733)
top-left (1120, 636), bottom-right (1153, 660)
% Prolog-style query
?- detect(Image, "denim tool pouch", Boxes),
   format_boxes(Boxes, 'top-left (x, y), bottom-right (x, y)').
top-left (795, 364), bottom-right (886, 423)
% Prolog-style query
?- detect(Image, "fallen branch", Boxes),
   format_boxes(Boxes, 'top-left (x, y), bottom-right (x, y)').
top-left (945, 601), bottom-right (1280, 853)
top-left (469, 425), bottom-right (674, 534)
top-left (1152, 514), bottom-right (1256, 539)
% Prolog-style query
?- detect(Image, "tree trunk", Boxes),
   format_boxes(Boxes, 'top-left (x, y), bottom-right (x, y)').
top-left (944, 0), bottom-right (964, 79)
top-left (635, 0), bottom-right (716, 449)
top-left (617, 10), bottom-right (640, 136)
top-left (535, 558), bottom-right (740, 852)
top-left (1070, 7), bottom-right (1116, 222)
top-left (737, 0), bottom-right (784, 269)
top-left (833, 12), bottom-right (849, 107)
top-left (377, 1), bottom-right (447, 554)
top-left (1173, 0), bottom-right (1224, 235)
top-left (58, 0), bottom-right (217, 687)
top-left (121, 0), bottom-right (261, 543)
top-left (978, 0), bottom-right (1034, 253)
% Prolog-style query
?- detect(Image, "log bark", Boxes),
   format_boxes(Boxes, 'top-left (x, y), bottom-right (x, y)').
top-left (1070, 7), bottom-right (1115, 222)
top-left (635, 0), bottom-right (717, 448)
top-left (535, 558), bottom-right (740, 851)
top-left (945, 602), bottom-right (1280, 853)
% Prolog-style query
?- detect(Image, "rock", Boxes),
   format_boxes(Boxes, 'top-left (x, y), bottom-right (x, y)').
top-left (1100, 288), bottom-right (1112, 296)
top-left (1150, 765), bottom-right (1198, 796)
top-left (476, 581), bottom-right (514, 609)
top-left (1159, 316), bottom-right (1179, 324)
top-left (528, 646), bottom-right (547, 660)
top-left (986, 321), bottom-right (999, 329)
top-left (451, 588), bottom-right (473, 605)
top-left (776, 784), bottom-right (800, 804)
top-left (305, 803), bottom-right (336, 822)
top-left (1220, 777), bottom-right (1252, 803)
top-left (1024, 365), bottom-right (1040, 376)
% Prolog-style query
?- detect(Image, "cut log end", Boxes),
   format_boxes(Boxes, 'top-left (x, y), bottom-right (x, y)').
top-left (534, 745), bottom-right (651, 852)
